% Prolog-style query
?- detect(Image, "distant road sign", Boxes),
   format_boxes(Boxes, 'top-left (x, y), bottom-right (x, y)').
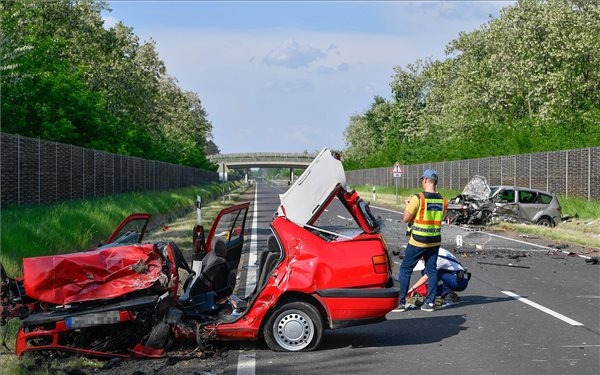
top-left (392, 162), bottom-right (403, 177)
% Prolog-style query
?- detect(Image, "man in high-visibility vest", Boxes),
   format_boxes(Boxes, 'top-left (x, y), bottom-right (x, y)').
top-left (397, 169), bottom-right (448, 312)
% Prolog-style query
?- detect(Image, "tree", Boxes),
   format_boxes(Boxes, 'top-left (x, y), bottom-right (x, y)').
top-left (1, 0), bottom-right (217, 168)
top-left (342, 0), bottom-right (600, 169)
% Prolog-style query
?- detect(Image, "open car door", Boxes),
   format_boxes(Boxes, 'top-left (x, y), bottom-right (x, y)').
top-left (204, 202), bottom-right (251, 287)
top-left (103, 213), bottom-right (152, 248)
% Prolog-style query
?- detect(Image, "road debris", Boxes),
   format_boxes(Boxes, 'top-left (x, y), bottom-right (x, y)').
top-left (477, 261), bottom-right (530, 269)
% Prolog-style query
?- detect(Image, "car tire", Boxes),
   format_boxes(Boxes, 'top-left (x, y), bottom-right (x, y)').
top-left (480, 209), bottom-right (493, 225)
top-left (536, 217), bottom-right (554, 227)
top-left (145, 321), bottom-right (172, 349)
top-left (263, 301), bottom-right (323, 352)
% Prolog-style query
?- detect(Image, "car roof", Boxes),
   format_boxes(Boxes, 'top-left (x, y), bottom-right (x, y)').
top-left (277, 148), bottom-right (346, 226)
top-left (490, 185), bottom-right (556, 196)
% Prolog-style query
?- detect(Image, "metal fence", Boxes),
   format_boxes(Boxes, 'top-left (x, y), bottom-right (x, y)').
top-left (1, 133), bottom-right (218, 207)
top-left (346, 147), bottom-right (600, 200)
top-left (2, 132), bottom-right (598, 205)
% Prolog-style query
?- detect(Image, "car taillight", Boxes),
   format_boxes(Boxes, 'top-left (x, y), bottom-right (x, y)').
top-left (372, 255), bottom-right (388, 274)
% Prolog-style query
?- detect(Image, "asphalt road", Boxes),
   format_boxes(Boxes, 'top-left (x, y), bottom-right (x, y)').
top-left (223, 181), bottom-right (600, 375)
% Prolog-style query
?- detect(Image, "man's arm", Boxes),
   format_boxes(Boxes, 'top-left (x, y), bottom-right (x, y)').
top-left (403, 195), bottom-right (418, 223)
top-left (409, 274), bottom-right (428, 294)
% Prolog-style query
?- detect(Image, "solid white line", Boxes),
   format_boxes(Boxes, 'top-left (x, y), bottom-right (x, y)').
top-left (487, 232), bottom-right (554, 250)
top-left (244, 186), bottom-right (260, 290)
top-left (237, 350), bottom-right (256, 375)
top-left (501, 291), bottom-right (584, 326)
top-left (237, 185), bottom-right (259, 375)
top-left (371, 205), bottom-right (403, 214)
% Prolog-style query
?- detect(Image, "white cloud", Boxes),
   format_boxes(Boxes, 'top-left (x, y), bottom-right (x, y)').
top-left (262, 39), bottom-right (327, 69)
top-left (135, 27), bottom-right (433, 152)
top-left (109, 1), bottom-right (514, 153)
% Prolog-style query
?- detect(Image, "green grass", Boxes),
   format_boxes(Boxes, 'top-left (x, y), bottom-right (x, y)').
top-left (0, 183), bottom-right (248, 374)
top-left (0, 181), bottom-right (241, 277)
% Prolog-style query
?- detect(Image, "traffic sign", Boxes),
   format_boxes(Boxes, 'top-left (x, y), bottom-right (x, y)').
top-left (392, 162), bottom-right (403, 177)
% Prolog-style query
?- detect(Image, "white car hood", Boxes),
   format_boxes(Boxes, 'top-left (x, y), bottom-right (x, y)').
top-left (461, 175), bottom-right (491, 200)
top-left (277, 148), bottom-right (346, 226)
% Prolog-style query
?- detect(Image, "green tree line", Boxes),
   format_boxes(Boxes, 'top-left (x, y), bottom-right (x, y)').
top-left (1, 0), bottom-right (217, 169)
top-left (342, 0), bottom-right (600, 170)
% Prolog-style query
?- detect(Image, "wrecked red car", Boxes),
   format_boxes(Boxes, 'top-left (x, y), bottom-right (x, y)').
top-left (1, 148), bottom-right (399, 357)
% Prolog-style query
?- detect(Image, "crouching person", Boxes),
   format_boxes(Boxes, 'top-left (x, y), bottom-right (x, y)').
top-left (408, 248), bottom-right (471, 308)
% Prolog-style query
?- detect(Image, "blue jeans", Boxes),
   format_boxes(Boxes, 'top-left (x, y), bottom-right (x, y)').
top-left (438, 270), bottom-right (469, 297)
top-left (399, 243), bottom-right (439, 305)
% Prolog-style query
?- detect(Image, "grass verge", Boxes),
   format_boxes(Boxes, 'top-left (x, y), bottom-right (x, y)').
top-left (0, 182), bottom-right (243, 277)
top-left (0, 182), bottom-right (249, 374)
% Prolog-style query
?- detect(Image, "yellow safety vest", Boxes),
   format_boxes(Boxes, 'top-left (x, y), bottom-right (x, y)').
top-left (411, 192), bottom-right (447, 244)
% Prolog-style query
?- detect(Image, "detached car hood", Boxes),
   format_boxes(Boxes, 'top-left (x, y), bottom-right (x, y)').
top-left (460, 175), bottom-right (491, 201)
top-left (277, 148), bottom-right (346, 226)
top-left (23, 243), bottom-right (164, 305)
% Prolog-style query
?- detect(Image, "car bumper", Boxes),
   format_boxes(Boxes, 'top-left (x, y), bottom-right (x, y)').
top-left (316, 282), bottom-right (400, 327)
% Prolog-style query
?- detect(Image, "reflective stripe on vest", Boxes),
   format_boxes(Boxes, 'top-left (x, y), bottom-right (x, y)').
top-left (411, 192), bottom-right (447, 243)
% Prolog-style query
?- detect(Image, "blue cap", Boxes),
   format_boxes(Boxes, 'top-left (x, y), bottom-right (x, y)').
top-left (422, 169), bottom-right (438, 181)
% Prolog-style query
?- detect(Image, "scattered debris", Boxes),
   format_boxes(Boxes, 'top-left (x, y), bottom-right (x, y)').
top-left (508, 254), bottom-right (528, 259)
top-left (585, 258), bottom-right (599, 265)
top-left (477, 261), bottom-right (530, 269)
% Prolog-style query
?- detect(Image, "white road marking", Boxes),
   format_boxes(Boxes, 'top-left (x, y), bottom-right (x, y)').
top-left (237, 350), bottom-right (256, 375)
top-left (487, 232), bottom-right (554, 250)
top-left (501, 291), bottom-right (584, 326)
top-left (237, 185), bottom-right (259, 375)
top-left (371, 205), bottom-right (403, 214)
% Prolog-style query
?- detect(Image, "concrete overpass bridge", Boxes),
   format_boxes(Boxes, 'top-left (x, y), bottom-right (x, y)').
top-left (207, 152), bottom-right (319, 182)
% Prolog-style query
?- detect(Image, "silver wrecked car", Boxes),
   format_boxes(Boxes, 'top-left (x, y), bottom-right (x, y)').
top-left (489, 185), bottom-right (562, 226)
top-left (446, 176), bottom-right (562, 227)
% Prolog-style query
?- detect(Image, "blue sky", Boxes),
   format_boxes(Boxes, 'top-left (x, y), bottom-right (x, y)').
top-left (103, 1), bottom-right (514, 154)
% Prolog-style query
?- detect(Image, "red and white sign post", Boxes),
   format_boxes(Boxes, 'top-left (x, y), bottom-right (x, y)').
top-left (391, 162), bottom-right (403, 205)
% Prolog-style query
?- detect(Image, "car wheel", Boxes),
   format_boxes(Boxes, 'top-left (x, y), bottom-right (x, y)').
top-left (263, 301), bottom-right (323, 352)
top-left (536, 217), bottom-right (553, 227)
top-left (145, 321), bottom-right (172, 349)
top-left (480, 210), bottom-right (493, 225)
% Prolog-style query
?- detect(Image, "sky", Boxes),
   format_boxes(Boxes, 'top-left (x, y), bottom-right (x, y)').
top-left (103, 1), bottom-right (514, 154)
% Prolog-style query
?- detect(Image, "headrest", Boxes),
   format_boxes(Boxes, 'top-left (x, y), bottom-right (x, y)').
top-left (267, 235), bottom-right (280, 253)
top-left (211, 236), bottom-right (227, 258)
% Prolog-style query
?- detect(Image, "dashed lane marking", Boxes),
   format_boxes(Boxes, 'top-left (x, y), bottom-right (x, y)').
top-left (501, 291), bottom-right (584, 326)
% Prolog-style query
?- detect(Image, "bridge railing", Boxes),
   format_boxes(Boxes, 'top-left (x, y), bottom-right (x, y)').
top-left (208, 152), bottom-right (318, 163)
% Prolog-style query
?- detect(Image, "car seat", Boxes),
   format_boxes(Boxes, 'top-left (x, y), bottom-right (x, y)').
top-left (183, 236), bottom-right (231, 301)
top-left (256, 235), bottom-right (281, 291)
